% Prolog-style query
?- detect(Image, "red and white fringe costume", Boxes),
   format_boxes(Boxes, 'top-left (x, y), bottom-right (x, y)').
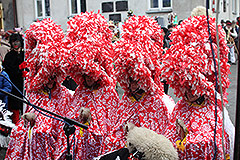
top-left (162, 16), bottom-right (231, 159)
top-left (57, 12), bottom-right (119, 160)
top-left (100, 16), bottom-right (174, 155)
top-left (5, 19), bottom-right (72, 160)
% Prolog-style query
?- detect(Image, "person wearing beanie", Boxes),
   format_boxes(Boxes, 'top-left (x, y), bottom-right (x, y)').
top-left (3, 33), bottom-right (24, 124)
top-left (5, 19), bottom-right (72, 160)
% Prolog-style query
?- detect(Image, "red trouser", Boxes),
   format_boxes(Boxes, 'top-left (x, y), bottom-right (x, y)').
top-left (9, 109), bottom-right (20, 124)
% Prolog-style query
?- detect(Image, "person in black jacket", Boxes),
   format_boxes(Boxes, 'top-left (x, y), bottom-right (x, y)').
top-left (3, 33), bottom-right (24, 124)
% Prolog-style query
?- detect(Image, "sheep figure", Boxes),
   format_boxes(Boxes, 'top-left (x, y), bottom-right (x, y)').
top-left (126, 123), bottom-right (178, 160)
top-left (96, 123), bottom-right (178, 160)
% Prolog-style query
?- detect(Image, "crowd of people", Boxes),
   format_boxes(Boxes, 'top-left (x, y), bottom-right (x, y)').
top-left (0, 5), bottom-right (237, 160)
top-left (220, 18), bottom-right (240, 65)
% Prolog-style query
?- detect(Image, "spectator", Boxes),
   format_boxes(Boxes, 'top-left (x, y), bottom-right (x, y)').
top-left (127, 10), bottom-right (133, 18)
top-left (0, 31), bottom-right (10, 61)
top-left (161, 27), bottom-right (170, 94)
top-left (232, 20), bottom-right (239, 51)
top-left (2, 33), bottom-right (24, 124)
top-left (161, 27), bottom-right (170, 50)
top-left (237, 17), bottom-right (240, 50)
top-left (3, 30), bottom-right (15, 42)
top-left (108, 21), bottom-right (119, 43)
top-left (232, 20), bottom-right (239, 33)
top-left (178, 19), bottom-right (183, 25)
top-left (224, 20), bottom-right (237, 64)
top-left (237, 16), bottom-right (240, 27)
top-left (167, 24), bottom-right (173, 33)
top-left (221, 19), bottom-right (225, 28)
top-left (0, 61), bottom-right (12, 108)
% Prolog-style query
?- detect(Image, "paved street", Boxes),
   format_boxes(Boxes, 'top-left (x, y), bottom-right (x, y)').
top-left (168, 63), bottom-right (238, 126)
top-left (226, 63), bottom-right (238, 126)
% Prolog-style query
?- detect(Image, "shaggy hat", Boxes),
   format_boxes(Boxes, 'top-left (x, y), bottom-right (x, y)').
top-left (114, 16), bottom-right (164, 95)
top-left (65, 11), bottom-right (115, 87)
top-left (191, 6), bottom-right (213, 17)
top-left (161, 15), bottom-right (230, 104)
top-left (126, 123), bottom-right (178, 160)
top-left (23, 18), bottom-right (68, 92)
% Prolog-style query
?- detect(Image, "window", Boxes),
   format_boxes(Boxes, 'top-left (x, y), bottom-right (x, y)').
top-left (69, 0), bottom-right (81, 15)
top-left (150, 0), bottom-right (158, 8)
top-left (232, 0), bottom-right (237, 15)
top-left (162, 0), bottom-right (171, 8)
top-left (149, 0), bottom-right (172, 10)
top-left (223, 0), bottom-right (226, 12)
top-left (116, 1), bottom-right (128, 12)
top-left (102, 2), bottom-right (114, 13)
top-left (35, 0), bottom-right (50, 18)
top-left (109, 14), bottom-right (121, 22)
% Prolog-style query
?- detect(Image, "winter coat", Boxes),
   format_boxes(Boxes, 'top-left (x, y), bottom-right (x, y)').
top-left (3, 49), bottom-right (24, 110)
top-left (0, 70), bottom-right (12, 107)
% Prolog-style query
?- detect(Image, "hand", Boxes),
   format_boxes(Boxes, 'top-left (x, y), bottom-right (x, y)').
top-left (176, 119), bottom-right (187, 140)
top-left (22, 112), bottom-right (36, 128)
top-left (78, 107), bottom-right (91, 124)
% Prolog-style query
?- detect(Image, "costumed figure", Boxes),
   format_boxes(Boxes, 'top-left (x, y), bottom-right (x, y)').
top-left (5, 18), bottom-right (72, 160)
top-left (3, 33), bottom-right (24, 124)
top-left (161, 15), bottom-right (232, 159)
top-left (97, 123), bottom-right (178, 160)
top-left (58, 11), bottom-right (119, 160)
top-left (100, 15), bottom-right (174, 155)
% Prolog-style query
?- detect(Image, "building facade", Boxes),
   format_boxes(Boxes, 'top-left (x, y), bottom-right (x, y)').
top-left (1, 0), bottom-right (239, 31)
top-left (0, 0), bottom-right (17, 31)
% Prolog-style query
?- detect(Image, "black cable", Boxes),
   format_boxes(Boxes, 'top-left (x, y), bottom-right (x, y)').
top-left (206, 1), bottom-right (218, 159)
top-left (0, 73), bottom-right (69, 125)
top-left (0, 73), bottom-right (88, 159)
